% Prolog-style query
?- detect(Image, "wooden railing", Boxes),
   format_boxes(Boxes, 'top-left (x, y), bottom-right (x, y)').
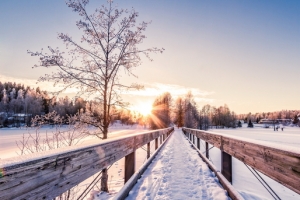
top-left (0, 127), bottom-right (174, 200)
top-left (182, 127), bottom-right (300, 195)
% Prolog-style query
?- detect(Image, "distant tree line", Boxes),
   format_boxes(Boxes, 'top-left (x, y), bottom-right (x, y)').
top-left (0, 81), bottom-right (147, 128)
top-left (173, 93), bottom-right (237, 130)
top-left (0, 82), bottom-right (85, 127)
top-left (150, 92), bottom-right (237, 130)
top-left (238, 110), bottom-right (300, 125)
top-left (150, 92), bottom-right (172, 129)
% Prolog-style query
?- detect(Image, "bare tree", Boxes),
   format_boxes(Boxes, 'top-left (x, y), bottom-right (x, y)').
top-left (173, 97), bottom-right (184, 128)
top-left (150, 92), bottom-right (172, 129)
top-left (184, 92), bottom-right (199, 129)
top-left (28, 0), bottom-right (163, 139)
top-left (28, 0), bottom-right (163, 192)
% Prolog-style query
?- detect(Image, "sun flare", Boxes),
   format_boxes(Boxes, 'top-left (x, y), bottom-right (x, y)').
top-left (132, 103), bottom-right (153, 116)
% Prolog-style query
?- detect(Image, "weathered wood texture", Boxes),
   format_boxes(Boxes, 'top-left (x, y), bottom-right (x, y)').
top-left (183, 127), bottom-right (300, 195)
top-left (205, 142), bottom-right (209, 159)
top-left (0, 127), bottom-right (174, 200)
top-left (197, 138), bottom-right (200, 149)
top-left (147, 142), bottom-right (150, 159)
top-left (124, 151), bottom-right (135, 183)
top-left (221, 151), bottom-right (232, 183)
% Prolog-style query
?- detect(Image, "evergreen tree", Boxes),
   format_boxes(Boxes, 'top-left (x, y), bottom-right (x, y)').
top-left (293, 115), bottom-right (299, 124)
top-left (248, 119), bottom-right (253, 128)
top-left (238, 120), bottom-right (242, 127)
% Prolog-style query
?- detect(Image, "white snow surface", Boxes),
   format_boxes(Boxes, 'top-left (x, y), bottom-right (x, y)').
top-left (0, 124), bottom-right (149, 167)
top-left (125, 129), bottom-right (230, 200)
top-left (203, 129), bottom-right (300, 155)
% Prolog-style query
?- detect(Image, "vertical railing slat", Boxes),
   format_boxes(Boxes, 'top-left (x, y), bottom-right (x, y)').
top-left (124, 151), bottom-right (135, 183)
top-left (221, 151), bottom-right (232, 183)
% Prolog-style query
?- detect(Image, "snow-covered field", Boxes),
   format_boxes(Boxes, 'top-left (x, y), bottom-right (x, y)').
top-left (206, 124), bottom-right (300, 200)
top-left (0, 123), bottom-right (148, 159)
top-left (102, 125), bottom-right (300, 200)
top-left (1, 124), bottom-right (300, 199)
top-left (0, 123), bottom-right (151, 199)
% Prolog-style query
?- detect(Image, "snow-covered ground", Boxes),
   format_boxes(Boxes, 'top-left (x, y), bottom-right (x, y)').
top-left (0, 123), bottom-right (150, 199)
top-left (93, 125), bottom-right (300, 200)
top-left (0, 123), bottom-right (148, 159)
top-left (125, 129), bottom-right (230, 200)
top-left (205, 124), bottom-right (300, 200)
top-left (1, 124), bottom-right (300, 199)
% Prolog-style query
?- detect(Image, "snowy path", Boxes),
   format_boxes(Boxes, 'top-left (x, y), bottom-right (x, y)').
top-left (126, 129), bottom-right (230, 200)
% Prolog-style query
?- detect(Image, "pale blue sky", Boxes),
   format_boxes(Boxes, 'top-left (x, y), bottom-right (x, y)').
top-left (0, 0), bottom-right (299, 113)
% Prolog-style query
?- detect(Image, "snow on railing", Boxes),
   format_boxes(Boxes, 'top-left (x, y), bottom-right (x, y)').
top-left (0, 127), bottom-right (174, 200)
top-left (182, 127), bottom-right (300, 196)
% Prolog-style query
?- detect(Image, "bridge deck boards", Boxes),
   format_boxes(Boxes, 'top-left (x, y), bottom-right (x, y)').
top-left (125, 129), bottom-right (230, 200)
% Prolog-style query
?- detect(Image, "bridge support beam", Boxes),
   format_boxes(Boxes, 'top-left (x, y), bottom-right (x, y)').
top-left (221, 151), bottom-right (232, 183)
top-left (205, 142), bottom-right (209, 159)
top-left (147, 142), bottom-right (150, 159)
top-left (155, 138), bottom-right (158, 150)
top-left (125, 151), bottom-right (135, 183)
top-left (197, 138), bottom-right (200, 149)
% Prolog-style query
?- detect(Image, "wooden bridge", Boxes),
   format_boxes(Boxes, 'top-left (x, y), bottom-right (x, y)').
top-left (0, 127), bottom-right (300, 200)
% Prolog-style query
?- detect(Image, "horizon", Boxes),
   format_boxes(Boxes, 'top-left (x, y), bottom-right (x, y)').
top-left (1, 0), bottom-right (299, 114)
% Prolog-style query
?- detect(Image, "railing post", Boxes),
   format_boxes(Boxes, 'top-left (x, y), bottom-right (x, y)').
top-left (155, 138), bottom-right (158, 150)
top-left (205, 142), bottom-right (209, 159)
top-left (192, 134), bottom-right (195, 144)
top-left (221, 151), bottom-right (232, 183)
top-left (147, 142), bottom-right (150, 159)
top-left (197, 138), bottom-right (200, 149)
top-left (124, 151), bottom-right (135, 183)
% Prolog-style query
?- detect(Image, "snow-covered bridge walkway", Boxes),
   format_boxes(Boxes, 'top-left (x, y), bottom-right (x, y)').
top-left (125, 129), bottom-right (230, 200)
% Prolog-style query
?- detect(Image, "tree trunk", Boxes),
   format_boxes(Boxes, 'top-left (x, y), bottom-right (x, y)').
top-left (101, 168), bottom-right (109, 192)
top-left (103, 126), bottom-right (108, 139)
top-left (101, 125), bottom-right (108, 191)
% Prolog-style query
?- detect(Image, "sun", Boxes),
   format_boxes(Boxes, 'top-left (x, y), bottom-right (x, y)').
top-left (132, 103), bottom-right (153, 116)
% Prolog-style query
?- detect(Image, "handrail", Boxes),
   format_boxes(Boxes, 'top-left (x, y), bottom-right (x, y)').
top-left (182, 127), bottom-right (300, 195)
top-left (0, 127), bottom-right (174, 200)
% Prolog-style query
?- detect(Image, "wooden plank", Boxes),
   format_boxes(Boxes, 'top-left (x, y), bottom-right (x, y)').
top-left (124, 151), bottom-right (135, 183)
top-left (206, 142), bottom-right (209, 159)
top-left (183, 127), bottom-right (300, 194)
top-left (147, 142), bottom-right (150, 159)
top-left (192, 134), bottom-right (195, 144)
top-left (221, 151), bottom-right (232, 183)
top-left (0, 127), bottom-right (174, 199)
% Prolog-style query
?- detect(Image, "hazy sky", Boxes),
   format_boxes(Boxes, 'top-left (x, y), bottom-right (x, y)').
top-left (0, 0), bottom-right (299, 114)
